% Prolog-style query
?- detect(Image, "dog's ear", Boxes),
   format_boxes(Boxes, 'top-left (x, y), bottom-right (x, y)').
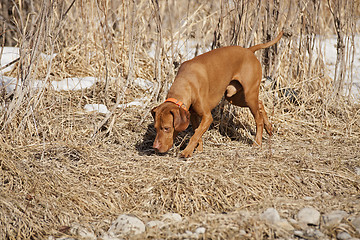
top-left (151, 107), bottom-right (158, 119)
top-left (171, 107), bottom-right (190, 132)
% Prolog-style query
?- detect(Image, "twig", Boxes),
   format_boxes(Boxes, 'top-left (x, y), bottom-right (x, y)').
top-left (0, 57), bottom-right (19, 72)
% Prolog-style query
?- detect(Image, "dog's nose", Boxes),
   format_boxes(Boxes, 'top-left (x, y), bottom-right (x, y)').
top-left (153, 140), bottom-right (160, 150)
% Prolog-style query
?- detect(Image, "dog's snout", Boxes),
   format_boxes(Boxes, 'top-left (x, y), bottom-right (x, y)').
top-left (153, 139), bottom-right (161, 150)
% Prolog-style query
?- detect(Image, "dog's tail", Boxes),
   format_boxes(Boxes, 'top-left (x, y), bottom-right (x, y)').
top-left (248, 31), bottom-right (283, 53)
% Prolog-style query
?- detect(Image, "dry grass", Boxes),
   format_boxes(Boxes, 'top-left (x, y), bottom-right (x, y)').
top-left (0, 0), bottom-right (360, 239)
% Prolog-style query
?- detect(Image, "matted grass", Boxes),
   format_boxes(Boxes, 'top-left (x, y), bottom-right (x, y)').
top-left (1, 0), bottom-right (360, 239)
top-left (0, 100), bottom-right (359, 238)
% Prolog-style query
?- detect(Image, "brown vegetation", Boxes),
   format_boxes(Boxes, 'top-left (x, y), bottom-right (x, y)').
top-left (0, 0), bottom-right (359, 239)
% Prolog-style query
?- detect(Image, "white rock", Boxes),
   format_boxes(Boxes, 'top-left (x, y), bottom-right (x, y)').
top-left (355, 167), bottom-right (360, 176)
top-left (337, 232), bottom-right (352, 240)
top-left (84, 104), bottom-right (110, 114)
top-left (323, 210), bottom-right (348, 227)
top-left (321, 192), bottom-right (331, 199)
top-left (100, 232), bottom-right (122, 240)
top-left (195, 227), bottom-right (206, 234)
top-left (78, 228), bottom-right (96, 239)
top-left (162, 213), bottom-right (182, 223)
top-left (294, 230), bottom-right (304, 237)
top-left (239, 229), bottom-right (247, 235)
top-left (304, 228), bottom-right (316, 237)
top-left (108, 214), bottom-right (145, 236)
top-left (352, 216), bottom-right (360, 233)
top-left (70, 223), bottom-right (96, 239)
top-left (297, 207), bottom-right (321, 225)
top-left (313, 229), bottom-right (325, 238)
top-left (146, 220), bottom-right (165, 229)
top-left (303, 196), bottom-right (315, 201)
top-left (260, 208), bottom-right (281, 224)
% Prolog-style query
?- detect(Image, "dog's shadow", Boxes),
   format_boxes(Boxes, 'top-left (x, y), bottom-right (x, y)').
top-left (135, 122), bottom-right (195, 156)
top-left (135, 105), bottom-right (255, 156)
top-left (135, 123), bottom-right (157, 156)
top-left (211, 104), bottom-right (255, 145)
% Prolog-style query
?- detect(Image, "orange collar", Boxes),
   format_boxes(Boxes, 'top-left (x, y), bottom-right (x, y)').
top-left (165, 98), bottom-right (188, 111)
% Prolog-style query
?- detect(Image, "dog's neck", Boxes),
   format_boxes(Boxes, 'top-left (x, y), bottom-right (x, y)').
top-left (166, 77), bottom-right (192, 109)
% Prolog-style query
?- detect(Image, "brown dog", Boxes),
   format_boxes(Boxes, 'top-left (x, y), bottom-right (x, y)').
top-left (152, 32), bottom-right (283, 157)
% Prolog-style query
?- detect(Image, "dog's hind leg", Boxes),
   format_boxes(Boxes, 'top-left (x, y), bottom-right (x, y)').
top-left (258, 100), bottom-right (273, 136)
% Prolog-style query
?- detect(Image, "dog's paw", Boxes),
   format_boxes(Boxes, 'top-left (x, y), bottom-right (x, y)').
top-left (265, 124), bottom-right (273, 136)
top-left (193, 139), bottom-right (203, 153)
top-left (252, 141), bottom-right (262, 148)
top-left (180, 148), bottom-right (194, 158)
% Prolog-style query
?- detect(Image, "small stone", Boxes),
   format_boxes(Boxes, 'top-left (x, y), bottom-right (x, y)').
top-left (303, 196), bottom-right (315, 201)
top-left (305, 228), bottom-right (315, 237)
top-left (100, 232), bottom-right (121, 240)
top-left (355, 167), bottom-right (360, 176)
top-left (297, 207), bottom-right (321, 225)
top-left (337, 232), bottom-right (352, 240)
top-left (294, 230), bottom-right (304, 237)
top-left (162, 213), bottom-right (182, 223)
top-left (288, 218), bottom-right (297, 224)
top-left (78, 228), bottom-right (96, 239)
top-left (352, 216), bottom-right (360, 231)
top-left (323, 210), bottom-right (348, 227)
top-left (321, 192), bottom-right (331, 199)
top-left (313, 229), bottom-right (325, 238)
top-left (195, 227), bottom-right (206, 234)
top-left (146, 220), bottom-right (165, 229)
top-left (70, 223), bottom-right (96, 239)
top-left (239, 230), bottom-right (247, 235)
top-left (275, 219), bottom-right (294, 231)
top-left (108, 214), bottom-right (145, 236)
top-left (260, 208), bottom-right (281, 224)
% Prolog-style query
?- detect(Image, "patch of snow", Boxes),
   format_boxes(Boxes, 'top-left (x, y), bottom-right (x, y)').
top-left (40, 52), bottom-right (57, 62)
top-left (118, 101), bottom-right (143, 108)
top-left (0, 47), bottom-right (19, 74)
top-left (117, 97), bottom-right (150, 109)
top-left (84, 104), bottom-right (110, 114)
top-left (133, 78), bottom-right (153, 91)
top-left (51, 77), bottom-right (97, 91)
top-left (0, 75), bottom-right (20, 93)
top-left (1, 76), bottom-right (98, 94)
top-left (148, 38), bottom-right (207, 62)
top-left (320, 35), bottom-right (360, 100)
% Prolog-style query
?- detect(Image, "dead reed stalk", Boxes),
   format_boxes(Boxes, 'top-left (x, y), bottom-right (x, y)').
top-left (0, 1), bottom-right (359, 239)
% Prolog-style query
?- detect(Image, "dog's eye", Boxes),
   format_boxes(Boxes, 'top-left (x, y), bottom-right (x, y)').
top-left (163, 127), bottom-right (170, 132)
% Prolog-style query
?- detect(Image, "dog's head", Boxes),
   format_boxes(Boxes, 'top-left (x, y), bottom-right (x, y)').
top-left (151, 102), bottom-right (190, 153)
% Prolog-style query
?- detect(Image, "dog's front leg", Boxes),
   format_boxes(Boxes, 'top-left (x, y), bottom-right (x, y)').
top-left (181, 113), bottom-right (213, 158)
top-left (190, 111), bottom-right (203, 152)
